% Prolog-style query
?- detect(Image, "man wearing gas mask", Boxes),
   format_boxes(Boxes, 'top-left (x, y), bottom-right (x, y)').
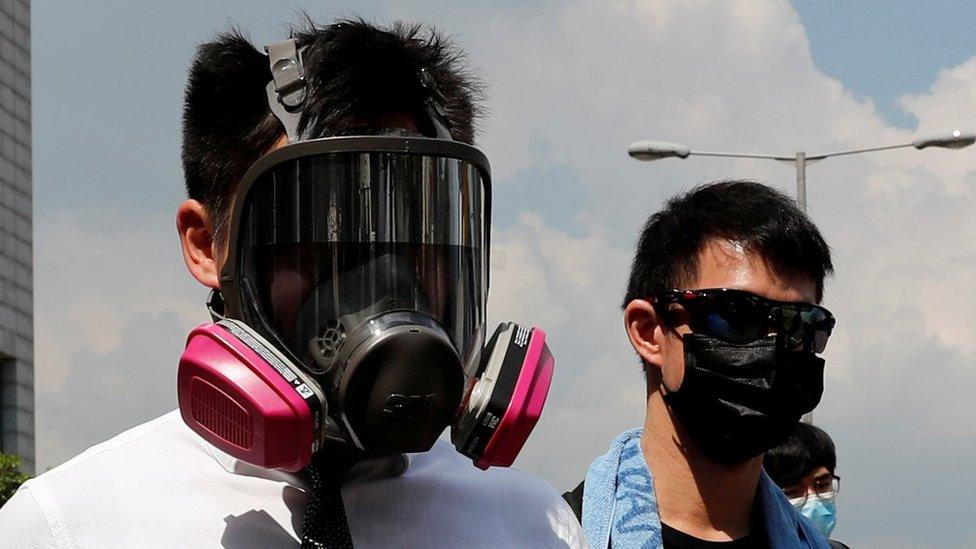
top-left (564, 181), bottom-right (835, 548)
top-left (0, 20), bottom-right (582, 548)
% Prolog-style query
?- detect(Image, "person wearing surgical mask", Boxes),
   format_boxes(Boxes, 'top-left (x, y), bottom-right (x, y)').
top-left (765, 422), bottom-right (850, 549)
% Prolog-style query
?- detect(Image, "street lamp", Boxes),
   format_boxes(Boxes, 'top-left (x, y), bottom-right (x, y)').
top-left (628, 130), bottom-right (976, 211)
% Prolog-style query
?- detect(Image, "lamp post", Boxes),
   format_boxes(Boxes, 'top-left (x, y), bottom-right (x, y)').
top-left (627, 130), bottom-right (976, 423)
top-left (627, 130), bottom-right (976, 212)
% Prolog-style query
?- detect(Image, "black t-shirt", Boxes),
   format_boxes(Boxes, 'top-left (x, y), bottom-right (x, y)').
top-left (660, 488), bottom-right (768, 548)
top-left (662, 522), bottom-right (768, 549)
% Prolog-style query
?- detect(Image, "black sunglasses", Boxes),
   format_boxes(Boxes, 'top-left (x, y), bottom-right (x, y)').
top-left (651, 288), bottom-right (836, 353)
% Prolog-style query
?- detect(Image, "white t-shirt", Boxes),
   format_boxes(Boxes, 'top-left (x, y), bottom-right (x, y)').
top-left (0, 411), bottom-right (585, 548)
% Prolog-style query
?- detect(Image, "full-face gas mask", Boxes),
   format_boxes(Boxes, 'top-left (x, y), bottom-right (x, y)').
top-left (177, 39), bottom-right (554, 472)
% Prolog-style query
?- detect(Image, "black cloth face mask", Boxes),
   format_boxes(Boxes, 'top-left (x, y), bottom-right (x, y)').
top-left (663, 333), bottom-right (825, 464)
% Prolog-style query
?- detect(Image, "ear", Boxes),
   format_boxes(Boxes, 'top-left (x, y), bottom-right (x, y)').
top-left (623, 299), bottom-right (666, 370)
top-left (177, 199), bottom-right (221, 289)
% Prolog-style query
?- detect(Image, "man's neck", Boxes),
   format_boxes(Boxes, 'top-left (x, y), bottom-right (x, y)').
top-left (641, 394), bottom-right (763, 541)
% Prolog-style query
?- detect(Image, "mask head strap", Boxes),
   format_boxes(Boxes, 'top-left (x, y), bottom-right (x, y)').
top-left (264, 39), bottom-right (454, 142)
top-left (418, 67), bottom-right (453, 139)
top-left (265, 38), bottom-right (308, 142)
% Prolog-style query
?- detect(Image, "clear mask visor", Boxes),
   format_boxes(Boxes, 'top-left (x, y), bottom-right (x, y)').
top-left (235, 150), bottom-right (488, 375)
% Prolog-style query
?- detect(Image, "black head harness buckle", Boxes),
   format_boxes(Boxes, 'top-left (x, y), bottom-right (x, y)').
top-left (265, 39), bottom-right (308, 142)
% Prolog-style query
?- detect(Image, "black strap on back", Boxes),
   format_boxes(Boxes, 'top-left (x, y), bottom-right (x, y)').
top-left (562, 480), bottom-right (585, 523)
top-left (301, 452), bottom-right (358, 548)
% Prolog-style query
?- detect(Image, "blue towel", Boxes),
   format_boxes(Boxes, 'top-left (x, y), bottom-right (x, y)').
top-left (580, 428), bottom-right (831, 549)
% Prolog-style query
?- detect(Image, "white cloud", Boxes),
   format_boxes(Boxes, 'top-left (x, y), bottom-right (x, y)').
top-left (489, 212), bottom-right (642, 488)
top-left (34, 212), bottom-right (209, 466)
top-left (36, 310), bottom-right (186, 469)
top-left (900, 55), bottom-right (976, 184)
top-left (35, 212), bottom-right (208, 389)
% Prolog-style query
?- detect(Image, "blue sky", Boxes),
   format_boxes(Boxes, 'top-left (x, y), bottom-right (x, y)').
top-left (796, 0), bottom-right (974, 128)
top-left (31, 2), bottom-right (976, 547)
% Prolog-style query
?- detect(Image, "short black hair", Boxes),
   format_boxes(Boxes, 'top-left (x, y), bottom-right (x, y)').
top-left (624, 180), bottom-right (833, 306)
top-left (181, 18), bottom-right (484, 242)
top-left (763, 422), bottom-right (837, 487)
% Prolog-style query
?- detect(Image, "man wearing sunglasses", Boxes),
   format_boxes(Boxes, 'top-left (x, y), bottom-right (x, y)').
top-left (565, 180), bottom-right (835, 548)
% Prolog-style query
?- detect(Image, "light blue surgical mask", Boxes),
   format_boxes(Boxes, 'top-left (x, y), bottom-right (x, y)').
top-left (793, 494), bottom-right (836, 537)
